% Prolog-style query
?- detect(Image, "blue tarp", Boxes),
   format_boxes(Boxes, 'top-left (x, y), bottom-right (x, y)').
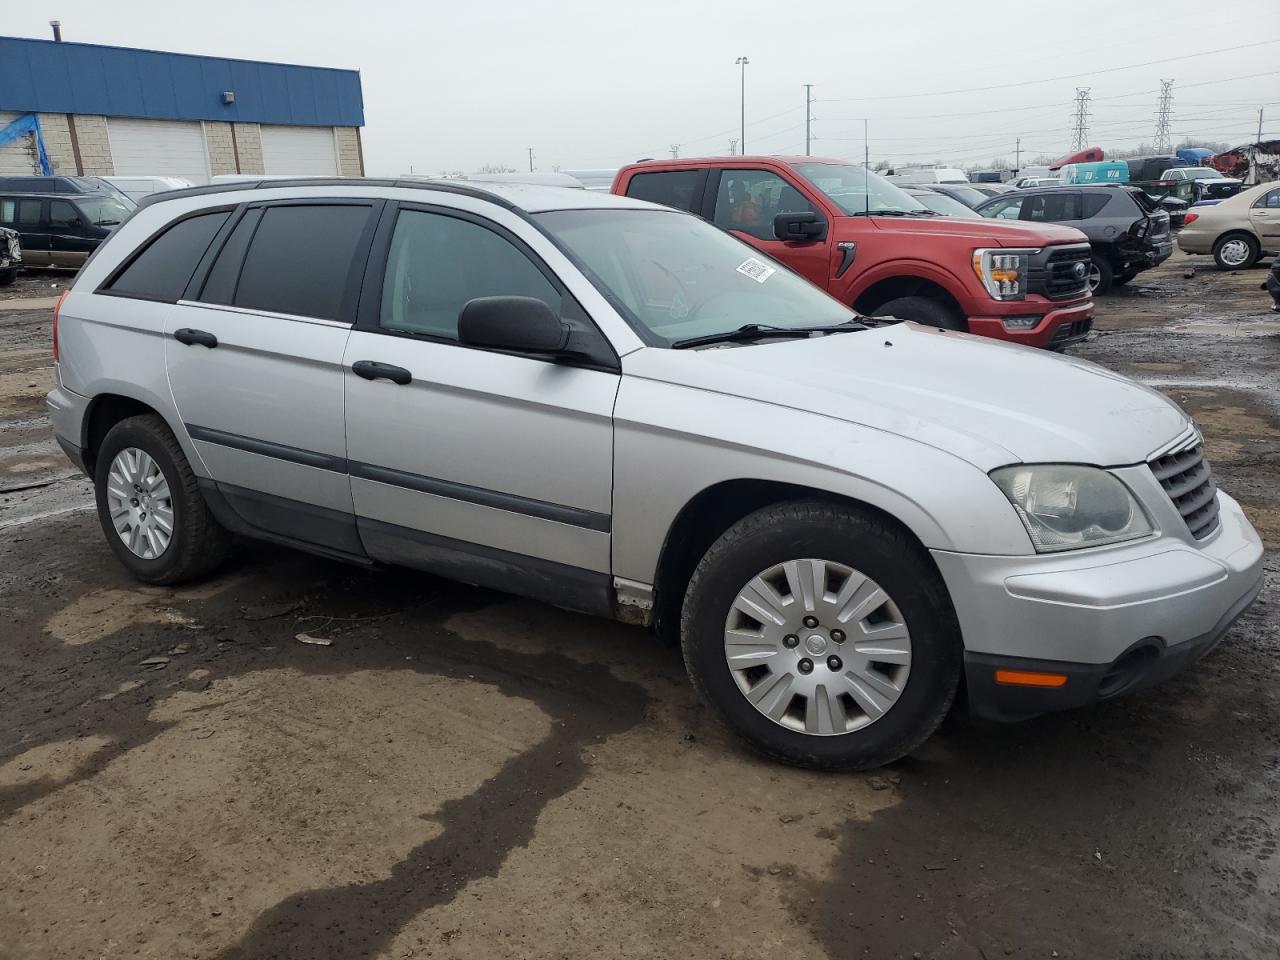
top-left (0, 113), bottom-right (52, 174)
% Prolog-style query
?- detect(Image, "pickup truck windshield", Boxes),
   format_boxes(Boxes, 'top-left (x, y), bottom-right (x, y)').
top-left (535, 208), bottom-right (855, 346)
top-left (76, 197), bottom-right (131, 226)
top-left (793, 163), bottom-right (929, 216)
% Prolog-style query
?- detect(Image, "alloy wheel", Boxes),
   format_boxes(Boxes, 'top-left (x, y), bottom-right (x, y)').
top-left (1087, 263), bottom-right (1102, 292)
top-left (106, 447), bottom-right (175, 559)
top-left (723, 559), bottom-right (912, 736)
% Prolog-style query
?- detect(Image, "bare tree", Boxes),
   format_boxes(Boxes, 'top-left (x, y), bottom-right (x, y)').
top-left (478, 163), bottom-right (517, 174)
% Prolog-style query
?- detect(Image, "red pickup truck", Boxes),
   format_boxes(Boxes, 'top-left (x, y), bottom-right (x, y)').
top-left (611, 157), bottom-right (1095, 349)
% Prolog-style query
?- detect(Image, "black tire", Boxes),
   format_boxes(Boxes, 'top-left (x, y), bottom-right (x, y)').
top-left (680, 500), bottom-right (962, 771)
top-left (1212, 232), bottom-right (1260, 271)
top-left (1112, 269), bottom-right (1139, 287)
top-left (93, 414), bottom-right (231, 585)
top-left (1089, 256), bottom-right (1114, 295)
top-left (0, 268), bottom-right (14, 287)
top-left (870, 295), bottom-right (965, 331)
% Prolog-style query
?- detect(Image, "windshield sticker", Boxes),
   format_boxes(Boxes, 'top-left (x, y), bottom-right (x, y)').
top-left (736, 257), bottom-right (776, 284)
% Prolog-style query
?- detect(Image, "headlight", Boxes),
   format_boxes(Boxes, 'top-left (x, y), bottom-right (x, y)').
top-left (991, 465), bottom-right (1153, 553)
top-left (971, 248), bottom-right (1036, 301)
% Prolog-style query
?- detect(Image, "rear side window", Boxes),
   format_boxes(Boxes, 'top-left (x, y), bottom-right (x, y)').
top-left (379, 209), bottom-right (559, 340)
top-left (231, 204), bottom-right (372, 320)
top-left (624, 170), bottom-right (704, 212)
top-left (1082, 193), bottom-right (1110, 218)
top-left (105, 211), bottom-right (231, 302)
top-left (1254, 189), bottom-right (1280, 210)
top-left (1021, 193), bottom-right (1081, 221)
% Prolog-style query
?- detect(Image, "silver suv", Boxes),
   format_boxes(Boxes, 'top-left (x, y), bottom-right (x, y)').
top-left (48, 179), bottom-right (1264, 770)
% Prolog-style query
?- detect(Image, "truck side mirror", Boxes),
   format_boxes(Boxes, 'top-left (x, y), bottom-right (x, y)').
top-left (773, 211), bottom-right (827, 243)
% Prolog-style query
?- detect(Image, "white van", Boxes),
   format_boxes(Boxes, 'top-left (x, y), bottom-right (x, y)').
top-left (891, 168), bottom-right (970, 185)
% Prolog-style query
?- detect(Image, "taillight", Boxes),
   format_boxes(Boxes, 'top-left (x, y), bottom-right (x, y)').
top-left (52, 290), bottom-right (68, 363)
top-left (1184, 212), bottom-right (1199, 225)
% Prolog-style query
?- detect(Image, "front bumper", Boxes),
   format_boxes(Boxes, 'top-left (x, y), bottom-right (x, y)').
top-left (966, 298), bottom-right (1095, 349)
top-left (932, 490), bottom-right (1264, 721)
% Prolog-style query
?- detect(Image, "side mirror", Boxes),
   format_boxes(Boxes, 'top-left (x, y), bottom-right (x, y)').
top-left (458, 296), bottom-right (570, 355)
top-left (773, 211), bottom-right (826, 242)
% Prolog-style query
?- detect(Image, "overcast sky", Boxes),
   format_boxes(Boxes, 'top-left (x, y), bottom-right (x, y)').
top-left (8, 1), bottom-right (1279, 175)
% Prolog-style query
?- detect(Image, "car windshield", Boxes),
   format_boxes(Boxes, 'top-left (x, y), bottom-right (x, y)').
top-left (791, 162), bottom-right (929, 216)
top-left (77, 196), bottom-right (131, 226)
top-left (1184, 168), bottom-right (1223, 179)
top-left (938, 185), bottom-right (989, 207)
top-left (534, 208), bottom-right (856, 346)
top-left (912, 192), bottom-right (979, 217)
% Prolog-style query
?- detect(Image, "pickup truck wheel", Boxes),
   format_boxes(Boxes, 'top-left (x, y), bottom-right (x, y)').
top-left (680, 501), bottom-right (962, 771)
top-left (94, 414), bottom-right (231, 585)
top-left (1213, 233), bottom-right (1259, 271)
top-left (869, 296), bottom-right (964, 331)
top-left (1113, 269), bottom-right (1139, 287)
top-left (1088, 256), bottom-right (1114, 295)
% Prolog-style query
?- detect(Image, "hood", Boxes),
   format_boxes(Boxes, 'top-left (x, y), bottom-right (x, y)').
top-left (624, 324), bottom-right (1189, 471)
top-left (838, 214), bottom-right (1086, 248)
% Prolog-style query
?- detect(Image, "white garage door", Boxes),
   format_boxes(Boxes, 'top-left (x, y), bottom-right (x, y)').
top-left (260, 126), bottom-right (338, 176)
top-left (108, 119), bottom-right (210, 184)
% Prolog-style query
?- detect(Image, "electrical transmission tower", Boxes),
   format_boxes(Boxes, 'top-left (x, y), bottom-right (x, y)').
top-left (1154, 79), bottom-right (1174, 152)
top-left (1070, 88), bottom-right (1091, 151)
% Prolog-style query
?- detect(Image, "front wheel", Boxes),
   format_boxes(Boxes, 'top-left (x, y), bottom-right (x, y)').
top-left (1088, 256), bottom-right (1114, 295)
top-left (94, 414), bottom-right (230, 585)
top-left (680, 501), bottom-right (962, 771)
top-left (870, 296), bottom-right (965, 331)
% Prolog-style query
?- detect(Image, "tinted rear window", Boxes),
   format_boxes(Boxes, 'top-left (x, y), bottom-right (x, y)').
top-left (624, 170), bottom-right (703, 212)
top-left (231, 205), bottom-right (371, 320)
top-left (106, 210), bottom-right (230, 302)
top-left (1082, 193), bottom-right (1110, 218)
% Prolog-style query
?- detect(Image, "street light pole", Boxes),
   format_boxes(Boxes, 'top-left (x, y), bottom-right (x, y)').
top-left (735, 56), bottom-right (749, 154)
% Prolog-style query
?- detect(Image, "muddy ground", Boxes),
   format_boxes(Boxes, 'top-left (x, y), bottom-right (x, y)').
top-left (1, 252), bottom-right (1277, 960)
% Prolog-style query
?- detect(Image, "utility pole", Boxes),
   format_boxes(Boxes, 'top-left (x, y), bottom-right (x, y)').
top-left (1014, 137), bottom-right (1022, 175)
top-left (1259, 107), bottom-right (1266, 143)
top-left (735, 56), bottom-right (750, 154)
top-left (1070, 88), bottom-right (1091, 152)
top-left (804, 83), bottom-right (814, 156)
top-left (1154, 79), bottom-right (1174, 153)
top-left (669, 144), bottom-right (680, 159)
top-left (527, 147), bottom-right (534, 173)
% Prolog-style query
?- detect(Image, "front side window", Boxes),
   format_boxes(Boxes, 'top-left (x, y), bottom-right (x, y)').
top-left (106, 210), bottom-right (231, 302)
top-left (380, 209), bottom-right (559, 340)
top-left (49, 200), bottom-right (79, 228)
top-left (232, 204), bottom-right (372, 320)
top-left (980, 197), bottom-right (1024, 220)
top-left (624, 170), bottom-right (704, 213)
top-left (535, 208), bottom-right (853, 346)
top-left (792, 163), bottom-right (928, 216)
top-left (713, 169), bottom-right (816, 241)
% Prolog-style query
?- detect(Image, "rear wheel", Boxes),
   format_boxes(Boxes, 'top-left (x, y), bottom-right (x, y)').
top-left (94, 414), bottom-right (230, 585)
top-left (1213, 232), bottom-right (1260, 271)
top-left (870, 296), bottom-right (965, 331)
top-left (1088, 256), bottom-right (1114, 295)
top-left (680, 501), bottom-right (962, 771)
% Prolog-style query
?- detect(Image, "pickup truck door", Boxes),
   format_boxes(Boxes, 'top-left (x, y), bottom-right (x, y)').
top-left (705, 169), bottom-right (833, 289)
top-left (341, 202), bottom-right (618, 613)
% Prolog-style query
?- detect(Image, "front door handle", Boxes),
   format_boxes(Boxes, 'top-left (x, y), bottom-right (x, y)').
top-left (174, 328), bottom-right (218, 348)
top-left (351, 360), bottom-right (412, 385)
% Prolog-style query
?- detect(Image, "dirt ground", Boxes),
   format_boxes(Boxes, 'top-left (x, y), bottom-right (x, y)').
top-left (1, 252), bottom-right (1277, 960)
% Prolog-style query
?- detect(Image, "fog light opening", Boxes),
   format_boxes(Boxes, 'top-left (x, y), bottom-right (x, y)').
top-left (1097, 643), bottom-right (1159, 699)
top-left (1001, 315), bottom-right (1044, 331)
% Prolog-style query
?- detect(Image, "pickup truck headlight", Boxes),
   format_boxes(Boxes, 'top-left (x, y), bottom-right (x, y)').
top-left (991, 465), bottom-right (1153, 553)
top-left (971, 248), bottom-right (1036, 301)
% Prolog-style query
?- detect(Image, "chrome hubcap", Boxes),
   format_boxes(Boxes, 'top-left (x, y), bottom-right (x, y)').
top-left (1219, 239), bottom-right (1250, 267)
top-left (724, 559), bottom-right (912, 736)
top-left (106, 447), bottom-right (174, 559)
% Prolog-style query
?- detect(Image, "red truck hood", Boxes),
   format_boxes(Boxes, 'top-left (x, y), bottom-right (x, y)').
top-left (834, 215), bottom-right (1087, 248)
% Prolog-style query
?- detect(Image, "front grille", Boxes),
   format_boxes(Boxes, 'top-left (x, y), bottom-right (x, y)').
top-left (1028, 244), bottom-right (1091, 301)
top-left (1048, 315), bottom-right (1093, 346)
top-left (1203, 183), bottom-right (1237, 199)
top-left (1149, 442), bottom-right (1220, 540)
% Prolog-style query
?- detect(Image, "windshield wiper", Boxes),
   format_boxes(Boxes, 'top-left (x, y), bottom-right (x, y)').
top-left (671, 320), bottom-right (866, 350)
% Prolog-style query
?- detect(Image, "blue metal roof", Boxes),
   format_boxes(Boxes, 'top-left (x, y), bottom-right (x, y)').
top-left (0, 37), bottom-right (363, 127)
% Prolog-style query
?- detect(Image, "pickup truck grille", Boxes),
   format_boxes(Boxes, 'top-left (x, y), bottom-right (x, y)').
top-left (1149, 442), bottom-right (1220, 540)
top-left (1200, 182), bottom-right (1239, 200)
top-left (1028, 245), bottom-right (1091, 301)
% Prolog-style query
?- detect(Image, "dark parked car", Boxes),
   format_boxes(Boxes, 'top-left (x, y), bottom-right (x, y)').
top-left (976, 185), bottom-right (1173, 294)
top-left (0, 193), bottom-right (132, 269)
top-left (0, 175), bottom-right (136, 209)
top-left (920, 182), bottom-right (993, 209)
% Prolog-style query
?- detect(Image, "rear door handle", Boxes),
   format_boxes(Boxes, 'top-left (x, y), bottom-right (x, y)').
top-left (174, 328), bottom-right (218, 348)
top-left (351, 360), bottom-right (412, 385)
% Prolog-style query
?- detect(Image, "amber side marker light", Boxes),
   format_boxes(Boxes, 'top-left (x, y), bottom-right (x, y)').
top-left (994, 669), bottom-right (1068, 688)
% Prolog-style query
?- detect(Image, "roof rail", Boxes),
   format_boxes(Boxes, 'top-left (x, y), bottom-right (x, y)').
top-left (134, 177), bottom-right (519, 211)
